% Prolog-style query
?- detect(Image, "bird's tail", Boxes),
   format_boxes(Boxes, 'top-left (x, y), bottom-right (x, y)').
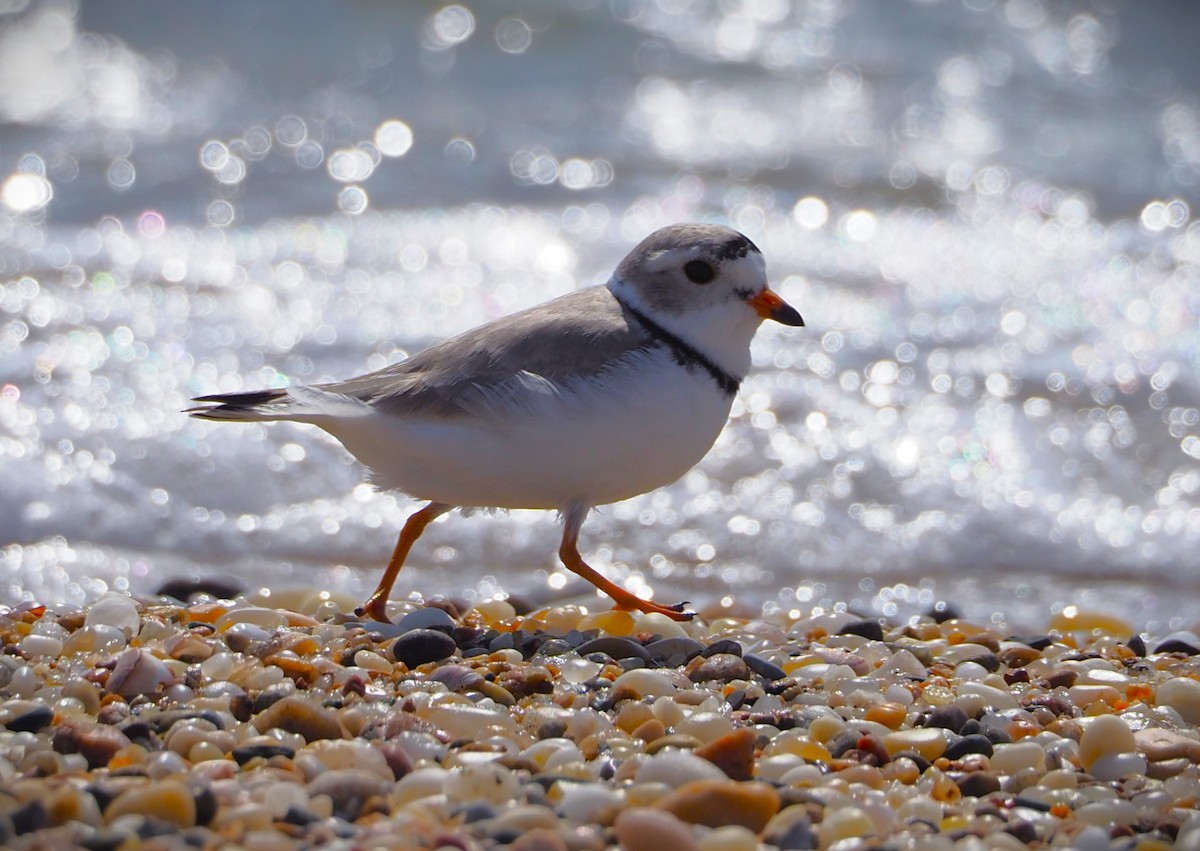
top-left (187, 385), bottom-right (369, 422)
top-left (186, 388), bottom-right (294, 422)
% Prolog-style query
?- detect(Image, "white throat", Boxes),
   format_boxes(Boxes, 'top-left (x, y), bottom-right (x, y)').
top-left (607, 277), bottom-right (760, 379)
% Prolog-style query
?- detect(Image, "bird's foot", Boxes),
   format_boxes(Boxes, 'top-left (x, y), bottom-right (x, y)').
top-left (616, 596), bottom-right (695, 622)
top-left (356, 595), bottom-right (393, 624)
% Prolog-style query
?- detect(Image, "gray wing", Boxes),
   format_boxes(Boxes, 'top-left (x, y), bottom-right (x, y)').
top-left (320, 286), bottom-right (649, 417)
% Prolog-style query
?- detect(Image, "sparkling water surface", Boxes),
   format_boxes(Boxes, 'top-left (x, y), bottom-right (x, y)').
top-left (2, 0), bottom-right (1198, 631)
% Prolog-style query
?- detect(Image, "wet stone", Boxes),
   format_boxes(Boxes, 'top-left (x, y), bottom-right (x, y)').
top-left (645, 637), bottom-right (705, 666)
top-left (389, 628), bottom-right (457, 667)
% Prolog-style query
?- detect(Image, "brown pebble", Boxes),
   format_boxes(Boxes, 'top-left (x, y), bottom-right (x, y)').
top-left (695, 727), bottom-right (757, 781)
top-left (252, 696), bottom-right (346, 742)
top-left (1134, 727), bottom-right (1200, 763)
top-left (654, 779), bottom-right (780, 832)
top-left (633, 718), bottom-right (667, 743)
top-left (52, 717), bottom-right (133, 769)
top-left (687, 653), bottom-right (751, 683)
top-left (307, 769), bottom-right (391, 821)
top-left (105, 779), bottom-right (197, 827)
top-left (615, 807), bottom-right (699, 851)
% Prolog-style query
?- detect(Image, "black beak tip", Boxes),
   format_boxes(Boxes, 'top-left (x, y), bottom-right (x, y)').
top-left (776, 305), bottom-right (805, 327)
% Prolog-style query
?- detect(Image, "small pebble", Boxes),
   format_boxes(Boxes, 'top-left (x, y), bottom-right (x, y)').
top-left (615, 808), bottom-right (699, 851)
top-left (1157, 677), bottom-right (1200, 725)
top-left (1079, 714), bottom-right (1136, 772)
top-left (655, 779), bottom-right (780, 832)
top-left (3, 591), bottom-right (1197, 850)
top-left (389, 628), bottom-right (457, 667)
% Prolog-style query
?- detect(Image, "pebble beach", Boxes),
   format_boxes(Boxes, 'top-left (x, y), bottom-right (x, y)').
top-left (3, 589), bottom-right (1200, 850)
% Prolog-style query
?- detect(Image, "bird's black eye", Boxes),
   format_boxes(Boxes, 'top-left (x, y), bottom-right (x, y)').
top-left (684, 259), bottom-right (715, 284)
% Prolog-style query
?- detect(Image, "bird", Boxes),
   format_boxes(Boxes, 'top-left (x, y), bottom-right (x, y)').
top-left (189, 223), bottom-right (803, 622)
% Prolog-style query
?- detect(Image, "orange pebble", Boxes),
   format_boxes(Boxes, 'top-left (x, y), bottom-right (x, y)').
top-left (864, 702), bottom-right (907, 730)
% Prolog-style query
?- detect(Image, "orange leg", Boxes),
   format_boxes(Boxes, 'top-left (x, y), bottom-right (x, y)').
top-left (559, 502), bottom-right (694, 621)
top-left (358, 502), bottom-right (452, 623)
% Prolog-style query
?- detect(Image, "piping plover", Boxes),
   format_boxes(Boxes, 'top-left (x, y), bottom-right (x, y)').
top-left (190, 223), bottom-right (803, 621)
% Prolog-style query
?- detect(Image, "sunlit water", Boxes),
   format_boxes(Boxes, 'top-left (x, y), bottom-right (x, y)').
top-left (2, 0), bottom-right (1198, 631)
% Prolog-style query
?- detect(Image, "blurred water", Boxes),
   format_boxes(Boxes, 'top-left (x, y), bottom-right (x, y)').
top-left (2, 0), bottom-right (1198, 630)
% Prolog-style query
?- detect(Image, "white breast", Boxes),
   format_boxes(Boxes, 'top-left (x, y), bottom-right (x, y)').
top-left (323, 348), bottom-right (735, 510)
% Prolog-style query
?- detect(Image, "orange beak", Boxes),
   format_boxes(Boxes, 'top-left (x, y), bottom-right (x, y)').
top-left (747, 288), bottom-right (804, 326)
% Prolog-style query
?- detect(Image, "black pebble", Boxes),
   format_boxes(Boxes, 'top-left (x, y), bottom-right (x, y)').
top-left (744, 653), bottom-right (787, 681)
top-left (7, 705), bottom-right (54, 733)
top-left (1008, 634), bottom-right (1053, 650)
top-left (925, 601), bottom-right (962, 623)
top-left (574, 636), bottom-right (652, 664)
top-left (282, 805), bottom-right (320, 827)
top-left (1127, 634), bottom-right (1147, 656)
top-left (155, 574), bottom-right (247, 603)
top-left (389, 629), bottom-right (457, 667)
top-left (10, 800), bottom-right (47, 836)
top-left (925, 705), bottom-right (969, 734)
top-left (645, 637), bottom-right (705, 666)
top-left (838, 620), bottom-right (884, 641)
top-left (702, 638), bottom-right (744, 658)
top-left (957, 772), bottom-right (1002, 798)
top-left (944, 733), bottom-right (994, 760)
top-left (825, 729), bottom-right (860, 758)
top-left (776, 817), bottom-right (819, 850)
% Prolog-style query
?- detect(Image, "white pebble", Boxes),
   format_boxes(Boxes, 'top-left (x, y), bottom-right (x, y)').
top-left (611, 668), bottom-right (678, 697)
top-left (84, 592), bottom-right (141, 636)
top-left (215, 606), bottom-right (287, 631)
top-left (756, 754), bottom-right (805, 783)
top-left (19, 634), bottom-right (63, 658)
top-left (635, 750), bottom-right (727, 788)
top-left (1158, 678), bottom-right (1200, 725)
top-left (444, 762), bottom-right (519, 805)
top-left (391, 766), bottom-right (450, 807)
top-left (698, 824), bottom-right (759, 851)
top-left (989, 741), bottom-right (1046, 775)
top-left (1074, 799), bottom-right (1138, 828)
top-left (8, 662), bottom-right (37, 696)
top-left (675, 711), bottom-right (734, 743)
top-left (1089, 752), bottom-right (1148, 782)
top-left (556, 782), bottom-right (624, 823)
top-left (1079, 714), bottom-right (1136, 771)
top-left (956, 681), bottom-right (1019, 710)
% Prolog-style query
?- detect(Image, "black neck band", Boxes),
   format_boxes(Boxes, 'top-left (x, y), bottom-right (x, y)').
top-left (613, 293), bottom-right (741, 397)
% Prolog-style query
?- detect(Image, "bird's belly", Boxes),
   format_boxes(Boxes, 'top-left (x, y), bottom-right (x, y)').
top-left (325, 361), bottom-right (734, 509)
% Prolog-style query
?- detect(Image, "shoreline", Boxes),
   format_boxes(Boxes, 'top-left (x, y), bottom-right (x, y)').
top-left (1, 590), bottom-right (1199, 849)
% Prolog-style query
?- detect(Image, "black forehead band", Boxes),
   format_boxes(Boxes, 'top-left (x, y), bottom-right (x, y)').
top-left (713, 235), bottom-right (760, 261)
